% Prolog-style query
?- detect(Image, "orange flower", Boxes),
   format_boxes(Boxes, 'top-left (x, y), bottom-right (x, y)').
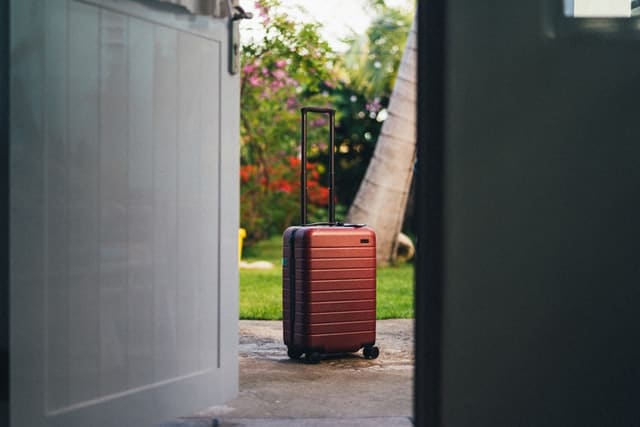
top-left (240, 165), bottom-right (254, 183)
top-left (288, 156), bottom-right (300, 169)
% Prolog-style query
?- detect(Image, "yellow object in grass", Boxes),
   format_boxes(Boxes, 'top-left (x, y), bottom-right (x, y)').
top-left (238, 228), bottom-right (247, 263)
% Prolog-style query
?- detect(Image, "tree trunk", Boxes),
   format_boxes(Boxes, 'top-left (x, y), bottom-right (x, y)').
top-left (346, 17), bottom-right (417, 266)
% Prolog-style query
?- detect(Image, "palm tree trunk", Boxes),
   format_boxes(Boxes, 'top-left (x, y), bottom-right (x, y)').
top-left (346, 17), bottom-right (417, 266)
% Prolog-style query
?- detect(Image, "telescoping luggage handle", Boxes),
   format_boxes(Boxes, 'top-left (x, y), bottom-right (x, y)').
top-left (300, 107), bottom-right (336, 225)
top-left (300, 107), bottom-right (366, 227)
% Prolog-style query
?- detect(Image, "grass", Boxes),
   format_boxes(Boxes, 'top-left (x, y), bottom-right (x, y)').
top-left (240, 236), bottom-right (414, 320)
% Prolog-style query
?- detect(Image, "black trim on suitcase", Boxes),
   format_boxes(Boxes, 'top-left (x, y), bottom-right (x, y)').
top-left (288, 228), bottom-right (298, 346)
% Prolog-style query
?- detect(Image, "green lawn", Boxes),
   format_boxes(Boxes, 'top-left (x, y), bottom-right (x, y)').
top-left (240, 236), bottom-right (414, 319)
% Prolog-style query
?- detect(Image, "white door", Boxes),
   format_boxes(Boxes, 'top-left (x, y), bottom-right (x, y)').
top-left (9, 1), bottom-right (239, 425)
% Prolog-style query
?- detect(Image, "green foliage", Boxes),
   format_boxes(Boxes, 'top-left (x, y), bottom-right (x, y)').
top-left (315, 2), bottom-right (414, 207)
top-left (240, 0), bottom-right (340, 242)
top-left (239, 236), bottom-right (414, 320)
top-left (239, 0), bottom-right (414, 240)
top-left (341, 2), bottom-right (413, 100)
top-left (242, 234), bottom-right (284, 260)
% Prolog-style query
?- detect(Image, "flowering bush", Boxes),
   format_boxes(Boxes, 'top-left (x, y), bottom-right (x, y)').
top-left (238, 0), bottom-right (412, 243)
top-left (240, 156), bottom-right (330, 242)
top-left (239, 0), bottom-right (339, 242)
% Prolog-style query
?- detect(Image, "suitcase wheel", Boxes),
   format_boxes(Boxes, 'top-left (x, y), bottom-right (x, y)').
top-left (363, 345), bottom-right (380, 360)
top-left (305, 352), bottom-right (322, 364)
top-left (287, 347), bottom-right (303, 360)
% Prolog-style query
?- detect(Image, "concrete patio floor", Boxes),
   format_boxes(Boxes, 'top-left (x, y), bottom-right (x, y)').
top-left (182, 319), bottom-right (414, 427)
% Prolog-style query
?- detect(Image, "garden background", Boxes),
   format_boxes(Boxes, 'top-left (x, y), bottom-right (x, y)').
top-left (239, 0), bottom-right (415, 319)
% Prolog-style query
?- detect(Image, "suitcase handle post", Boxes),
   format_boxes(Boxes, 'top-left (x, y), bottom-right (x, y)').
top-left (300, 107), bottom-right (336, 225)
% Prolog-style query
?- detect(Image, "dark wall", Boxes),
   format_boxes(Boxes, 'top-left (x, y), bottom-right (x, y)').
top-left (416, 1), bottom-right (640, 426)
top-left (1, 0), bottom-right (8, 424)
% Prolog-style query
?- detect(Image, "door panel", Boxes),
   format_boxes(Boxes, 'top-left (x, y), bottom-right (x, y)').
top-left (416, 0), bottom-right (640, 425)
top-left (10, 1), bottom-right (239, 425)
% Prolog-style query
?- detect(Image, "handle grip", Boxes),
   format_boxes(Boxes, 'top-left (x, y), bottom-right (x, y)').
top-left (300, 107), bottom-right (335, 225)
top-left (301, 106), bottom-right (336, 114)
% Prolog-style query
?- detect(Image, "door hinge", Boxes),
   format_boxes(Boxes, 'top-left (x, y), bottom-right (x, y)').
top-left (227, 1), bottom-right (253, 75)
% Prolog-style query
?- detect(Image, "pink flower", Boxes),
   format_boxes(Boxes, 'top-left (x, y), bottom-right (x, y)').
top-left (311, 118), bottom-right (327, 127)
top-left (365, 97), bottom-right (382, 113)
top-left (272, 69), bottom-right (287, 80)
top-left (254, 1), bottom-right (269, 15)
top-left (270, 80), bottom-right (285, 90)
top-left (248, 75), bottom-right (262, 86)
top-left (324, 78), bottom-right (337, 89)
top-left (275, 59), bottom-right (287, 68)
top-left (243, 64), bottom-right (256, 74)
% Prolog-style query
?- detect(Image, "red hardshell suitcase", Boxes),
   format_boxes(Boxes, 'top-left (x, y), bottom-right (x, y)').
top-left (283, 107), bottom-right (380, 363)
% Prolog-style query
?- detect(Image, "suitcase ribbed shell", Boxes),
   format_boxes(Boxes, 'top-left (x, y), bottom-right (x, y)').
top-left (283, 225), bottom-right (376, 354)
